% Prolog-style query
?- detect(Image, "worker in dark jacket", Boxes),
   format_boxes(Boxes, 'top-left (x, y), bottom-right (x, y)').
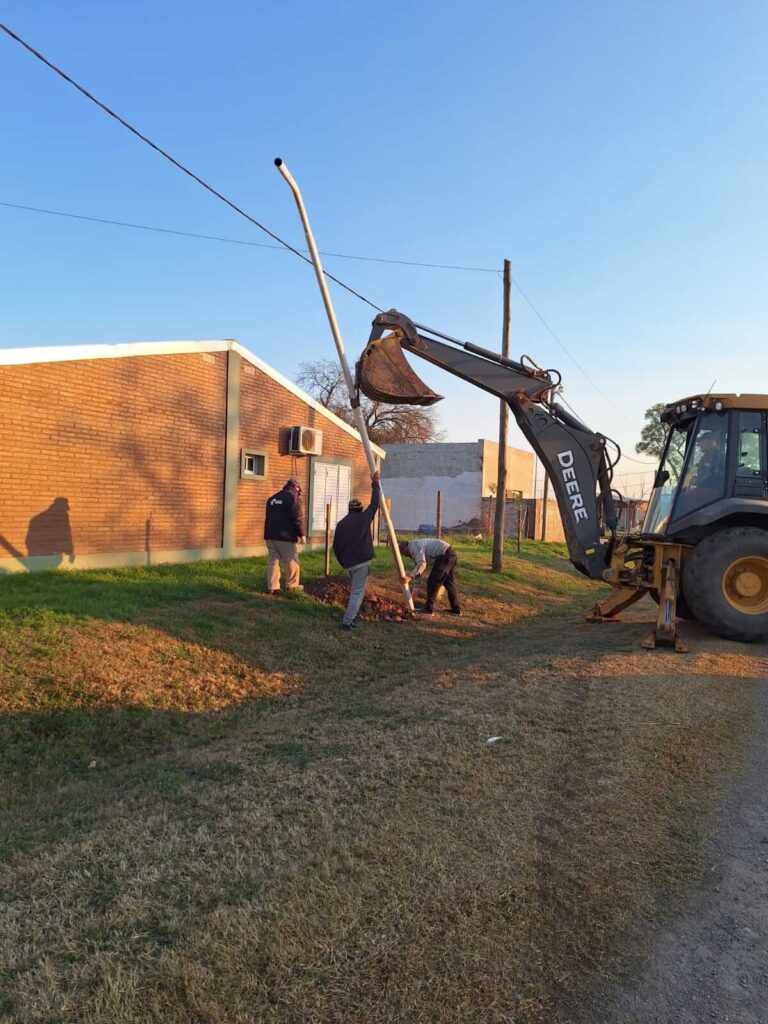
top-left (333, 471), bottom-right (381, 630)
top-left (264, 478), bottom-right (305, 593)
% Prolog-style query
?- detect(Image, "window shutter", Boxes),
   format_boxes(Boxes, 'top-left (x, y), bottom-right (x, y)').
top-left (311, 462), bottom-right (353, 531)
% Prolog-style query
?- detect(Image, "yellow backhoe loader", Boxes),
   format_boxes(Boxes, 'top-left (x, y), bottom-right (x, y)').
top-left (357, 310), bottom-right (768, 650)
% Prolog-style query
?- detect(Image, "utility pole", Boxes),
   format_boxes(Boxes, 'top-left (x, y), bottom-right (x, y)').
top-left (491, 259), bottom-right (511, 572)
top-left (275, 159), bottom-right (414, 612)
top-left (541, 471), bottom-right (550, 541)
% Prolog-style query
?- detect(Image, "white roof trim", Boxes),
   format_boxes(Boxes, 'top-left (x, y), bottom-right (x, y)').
top-left (0, 338), bottom-right (385, 457)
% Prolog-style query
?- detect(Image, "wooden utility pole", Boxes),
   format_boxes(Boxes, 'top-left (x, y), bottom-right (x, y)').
top-left (541, 472), bottom-right (550, 541)
top-left (492, 259), bottom-right (512, 572)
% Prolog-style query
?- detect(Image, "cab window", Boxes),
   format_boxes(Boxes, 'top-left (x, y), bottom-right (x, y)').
top-left (736, 412), bottom-right (765, 478)
top-left (673, 412), bottom-right (728, 520)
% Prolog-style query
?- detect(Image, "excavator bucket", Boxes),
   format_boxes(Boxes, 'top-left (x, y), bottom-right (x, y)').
top-left (356, 330), bottom-right (443, 407)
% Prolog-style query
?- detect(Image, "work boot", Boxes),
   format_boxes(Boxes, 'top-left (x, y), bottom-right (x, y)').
top-left (419, 606), bottom-right (435, 615)
top-left (341, 621), bottom-right (357, 631)
top-left (449, 607), bottom-right (462, 616)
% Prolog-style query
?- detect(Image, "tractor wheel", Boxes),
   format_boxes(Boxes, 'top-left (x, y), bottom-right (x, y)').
top-left (650, 588), bottom-right (693, 621)
top-left (682, 527), bottom-right (768, 642)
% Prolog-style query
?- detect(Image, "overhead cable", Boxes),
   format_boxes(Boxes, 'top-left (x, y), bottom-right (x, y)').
top-left (0, 201), bottom-right (500, 273)
top-left (0, 21), bottom-right (649, 427)
top-left (0, 22), bottom-right (382, 311)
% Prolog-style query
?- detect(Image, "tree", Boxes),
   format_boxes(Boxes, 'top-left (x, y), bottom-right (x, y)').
top-left (636, 402), bottom-right (683, 475)
top-left (296, 359), bottom-right (444, 445)
top-left (635, 403), bottom-right (668, 461)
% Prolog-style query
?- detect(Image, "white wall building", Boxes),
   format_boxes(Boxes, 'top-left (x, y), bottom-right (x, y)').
top-left (382, 440), bottom-right (534, 532)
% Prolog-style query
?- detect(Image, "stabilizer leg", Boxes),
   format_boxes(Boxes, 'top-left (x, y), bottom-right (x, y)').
top-left (641, 559), bottom-right (687, 653)
top-left (585, 586), bottom-right (646, 623)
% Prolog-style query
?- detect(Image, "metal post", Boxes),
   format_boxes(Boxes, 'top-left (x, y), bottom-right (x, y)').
top-left (324, 502), bottom-right (331, 576)
top-left (541, 473), bottom-right (549, 542)
top-left (274, 158), bottom-right (414, 612)
top-left (492, 260), bottom-right (511, 572)
top-left (436, 490), bottom-right (442, 540)
top-left (517, 500), bottom-right (522, 554)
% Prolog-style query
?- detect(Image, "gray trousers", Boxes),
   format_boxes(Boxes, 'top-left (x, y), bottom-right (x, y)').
top-left (344, 561), bottom-right (371, 625)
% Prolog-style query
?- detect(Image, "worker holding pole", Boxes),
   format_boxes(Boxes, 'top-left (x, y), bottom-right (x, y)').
top-left (332, 471), bottom-right (381, 631)
top-left (275, 158), bottom-right (414, 613)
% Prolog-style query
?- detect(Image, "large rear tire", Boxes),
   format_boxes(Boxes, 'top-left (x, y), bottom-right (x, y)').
top-left (682, 527), bottom-right (768, 642)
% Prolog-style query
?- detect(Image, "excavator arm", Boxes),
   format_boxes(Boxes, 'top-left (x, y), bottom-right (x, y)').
top-left (356, 310), bottom-right (618, 580)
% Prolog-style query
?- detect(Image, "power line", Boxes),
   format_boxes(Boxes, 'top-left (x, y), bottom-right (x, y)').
top-left (0, 198), bottom-right (657, 443)
top-left (0, 21), bottom-right (651, 430)
top-left (510, 278), bottom-right (637, 426)
top-left (0, 21), bottom-right (382, 312)
top-left (0, 201), bottom-right (500, 273)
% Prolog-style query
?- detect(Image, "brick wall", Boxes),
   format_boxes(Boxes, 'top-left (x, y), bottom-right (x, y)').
top-left (527, 498), bottom-right (567, 543)
top-left (236, 362), bottom-right (373, 547)
top-left (0, 352), bottom-right (227, 560)
top-left (0, 347), bottom-right (377, 568)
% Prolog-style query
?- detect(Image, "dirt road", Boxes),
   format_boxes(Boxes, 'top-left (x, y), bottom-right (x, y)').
top-left (602, 623), bottom-right (768, 1024)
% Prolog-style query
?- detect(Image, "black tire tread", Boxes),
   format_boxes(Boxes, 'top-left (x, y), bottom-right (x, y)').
top-left (683, 527), bottom-right (768, 643)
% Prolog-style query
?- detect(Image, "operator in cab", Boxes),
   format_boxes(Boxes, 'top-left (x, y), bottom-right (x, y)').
top-left (398, 537), bottom-right (462, 616)
top-left (695, 431), bottom-right (724, 491)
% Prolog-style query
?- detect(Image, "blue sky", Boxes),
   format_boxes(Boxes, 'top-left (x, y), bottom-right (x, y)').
top-left (1, 1), bottom-right (767, 494)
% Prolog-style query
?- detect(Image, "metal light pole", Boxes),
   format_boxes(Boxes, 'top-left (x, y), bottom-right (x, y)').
top-left (274, 158), bottom-right (414, 612)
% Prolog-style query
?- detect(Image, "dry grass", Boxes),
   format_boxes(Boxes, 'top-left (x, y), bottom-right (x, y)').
top-left (0, 542), bottom-right (762, 1023)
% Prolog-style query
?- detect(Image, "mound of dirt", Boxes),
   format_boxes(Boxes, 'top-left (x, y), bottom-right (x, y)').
top-left (304, 576), bottom-right (412, 623)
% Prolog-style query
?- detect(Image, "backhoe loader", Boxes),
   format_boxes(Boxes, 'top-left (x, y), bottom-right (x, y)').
top-left (356, 310), bottom-right (768, 650)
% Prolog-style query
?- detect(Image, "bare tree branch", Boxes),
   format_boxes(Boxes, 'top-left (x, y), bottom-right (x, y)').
top-left (295, 359), bottom-right (444, 445)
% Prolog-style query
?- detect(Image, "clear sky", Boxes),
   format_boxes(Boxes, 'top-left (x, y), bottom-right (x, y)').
top-left (2, 1), bottom-right (767, 496)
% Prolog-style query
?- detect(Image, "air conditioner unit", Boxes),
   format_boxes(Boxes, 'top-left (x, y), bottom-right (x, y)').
top-left (288, 425), bottom-right (323, 456)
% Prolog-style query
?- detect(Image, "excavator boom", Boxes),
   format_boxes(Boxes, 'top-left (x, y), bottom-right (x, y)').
top-left (357, 310), bottom-right (618, 580)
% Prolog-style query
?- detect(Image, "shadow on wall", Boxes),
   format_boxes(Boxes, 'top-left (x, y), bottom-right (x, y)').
top-left (0, 497), bottom-right (74, 572)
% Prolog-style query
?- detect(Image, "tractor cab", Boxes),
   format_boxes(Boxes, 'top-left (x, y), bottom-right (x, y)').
top-left (643, 395), bottom-right (768, 541)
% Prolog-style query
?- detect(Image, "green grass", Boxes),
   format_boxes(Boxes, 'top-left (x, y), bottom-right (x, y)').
top-left (0, 540), bottom-right (762, 1023)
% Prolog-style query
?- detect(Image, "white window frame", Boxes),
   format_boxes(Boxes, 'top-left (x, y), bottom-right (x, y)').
top-left (241, 449), bottom-right (267, 480)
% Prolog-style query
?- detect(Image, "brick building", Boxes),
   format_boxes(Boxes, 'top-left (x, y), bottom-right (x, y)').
top-left (0, 340), bottom-right (383, 573)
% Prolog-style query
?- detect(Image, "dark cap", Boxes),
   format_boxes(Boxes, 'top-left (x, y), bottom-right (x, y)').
top-left (348, 498), bottom-right (364, 512)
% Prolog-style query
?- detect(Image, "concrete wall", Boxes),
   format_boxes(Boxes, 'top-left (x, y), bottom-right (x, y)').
top-left (382, 440), bottom-right (534, 531)
top-left (480, 440), bottom-right (534, 498)
top-left (382, 442), bottom-right (483, 530)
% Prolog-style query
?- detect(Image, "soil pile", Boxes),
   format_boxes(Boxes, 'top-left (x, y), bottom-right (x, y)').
top-left (304, 576), bottom-right (412, 623)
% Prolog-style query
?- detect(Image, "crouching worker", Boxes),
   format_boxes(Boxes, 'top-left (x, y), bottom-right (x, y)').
top-left (332, 471), bottom-right (381, 631)
top-left (399, 537), bottom-right (461, 615)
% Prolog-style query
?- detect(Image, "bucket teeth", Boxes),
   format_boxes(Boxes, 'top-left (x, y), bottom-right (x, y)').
top-left (356, 332), bottom-right (443, 406)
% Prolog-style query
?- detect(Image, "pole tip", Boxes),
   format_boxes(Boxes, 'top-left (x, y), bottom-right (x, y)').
top-left (274, 157), bottom-right (283, 167)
